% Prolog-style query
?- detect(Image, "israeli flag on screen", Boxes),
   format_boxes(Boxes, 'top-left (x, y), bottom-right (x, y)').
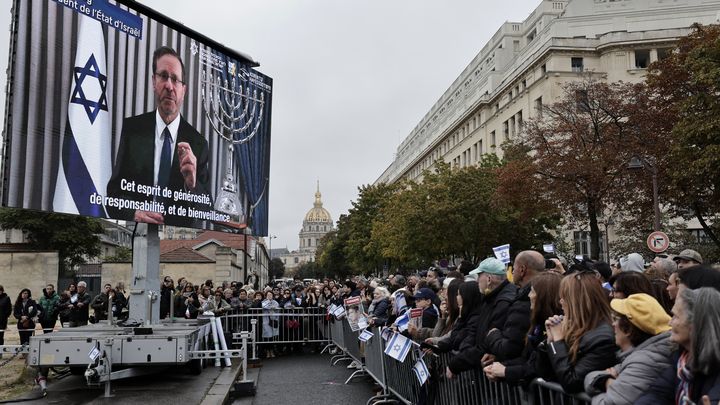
top-left (413, 357), bottom-right (429, 385)
top-left (493, 244), bottom-right (511, 264)
top-left (393, 311), bottom-right (410, 332)
top-left (358, 329), bottom-right (374, 342)
top-left (53, 15), bottom-right (111, 217)
top-left (384, 332), bottom-right (412, 362)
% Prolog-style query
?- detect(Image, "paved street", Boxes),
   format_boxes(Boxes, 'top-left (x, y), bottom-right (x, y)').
top-left (18, 365), bottom-right (222, 405)
top-left (236, 352), bottom-right (376, 404)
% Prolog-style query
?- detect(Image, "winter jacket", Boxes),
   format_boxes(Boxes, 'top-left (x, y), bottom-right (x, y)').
top-left (635, 350), bottom-right (720, 405)
top-left (367, 297), bottom-right (390, 327)
top-left (484, 282), bottom-right (531, 362)
top-left (536, 322), bottom-right (617, 393)
top-left (585, 331), bottom-right (673, 405)
top-left (436, 308), bottom-right (483, 374)
top-left (261, 299), bottom-right (280, 338)
top-left (38, 289), bottom-right (60, 323)
top-left (69, 291), bottom-right (91, 323)
top-left (445, 280), bottom-right (516, 374)
top-left (204, 297), bottom-right (231, 316)
top-left (502, 323), bottom-right (547, 385)
top-left (160, 285), bottom-right (174, 319)
top-left (175, 292), bottom-right (200, 319)
top-left (14, 298), bottom-right (39, 331)
top-left (0, 293), bottom-right (12, 329)
top-left (91, 293), bottom-right (111, 321)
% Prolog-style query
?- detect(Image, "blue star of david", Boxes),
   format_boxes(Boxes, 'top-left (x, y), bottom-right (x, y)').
top-left (393, 344), bottom-right (401, 351)
top-left (70, 53), bottom-right (108, 124)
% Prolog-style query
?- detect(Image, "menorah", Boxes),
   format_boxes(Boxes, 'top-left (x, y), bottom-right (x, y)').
top-left (200, 63), bottom-right (266, 224)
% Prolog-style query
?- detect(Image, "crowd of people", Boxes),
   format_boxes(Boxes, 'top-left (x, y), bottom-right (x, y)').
top-left (1, 247), bottom-right (719, 405)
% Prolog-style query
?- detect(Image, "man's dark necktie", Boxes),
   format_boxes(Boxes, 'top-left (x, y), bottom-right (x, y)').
top-left (158, 127), bottom-right (172, 189)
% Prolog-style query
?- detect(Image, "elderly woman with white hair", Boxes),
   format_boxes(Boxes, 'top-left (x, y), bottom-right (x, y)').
top-left (367, 286), bottom-right (391, 327)
top-left (636, 287), bottom-right (720, 404)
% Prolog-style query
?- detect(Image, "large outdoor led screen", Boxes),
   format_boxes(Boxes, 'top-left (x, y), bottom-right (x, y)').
top-left (1, 0), bottom-right (273, 235)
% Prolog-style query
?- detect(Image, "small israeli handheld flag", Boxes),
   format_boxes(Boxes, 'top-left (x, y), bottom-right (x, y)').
top-left (493, 244), bottom-right (511, 264)
top-left (413, 356), bottom-right (430, 385)
top-left (393, 311), bottom-right (410, 332)
top-left (384, 332), bottom-right (412, 362)
top-left (358, 329), bottom-right (374, 342)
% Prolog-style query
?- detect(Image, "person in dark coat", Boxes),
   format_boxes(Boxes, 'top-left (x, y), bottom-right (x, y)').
top-left (14, 288), bottom-right (38, 345)
top-left (174, 282), bottom-right (200, 319)
top-left (446, 258), bottom-right (516, 377)
top-left (91, 284), bottom-right (114, 322)
top-left (367, 287), bottom-right (391, 327)
top-left (435, 281), bottom-right (483, 371)
top-left (69, 281), bottom-right (91, 327)
top-left (160, 277), bottom-right (175, 319)
top-left (536, 271), bottom-right (617, 393)
top-left (636, 287), bottom-right (720, 405)
top-left (0, 285), bottom-right (12, 347)
top-left (484, 271), bottom-right (563, 386)
top-left (484, 251), bottom-right (546, 362)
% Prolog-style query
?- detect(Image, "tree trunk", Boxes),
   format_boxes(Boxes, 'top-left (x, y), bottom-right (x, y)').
top-left (588, 198), bottom-right (601, 260)
top-left (693, 202), bottom-right (720, 249)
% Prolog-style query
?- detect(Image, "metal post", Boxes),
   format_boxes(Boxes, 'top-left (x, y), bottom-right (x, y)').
top-left (103, 339), bottom-right (113, 398)
top-left (129, 223), bottom-right (160, 324)
top-left (651, 166), bottom-right (661, 231)
top-left (107, 291), bottom-right (113, 326)
top-left (250, 318), bottom-right (258, 361)
top-left (169, 290), bottom-right (175, 323)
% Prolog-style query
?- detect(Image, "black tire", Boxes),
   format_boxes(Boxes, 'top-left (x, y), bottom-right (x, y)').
top-left (69, 366), bottom-right (85, 376)
top-left (188, 359), bottom-right (202, 375)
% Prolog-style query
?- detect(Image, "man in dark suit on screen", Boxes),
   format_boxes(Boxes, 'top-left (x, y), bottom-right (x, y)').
top-left (107, 46), bottom-right (212, 228)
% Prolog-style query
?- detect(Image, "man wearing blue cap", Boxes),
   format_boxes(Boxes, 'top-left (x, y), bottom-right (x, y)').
top-left (407, 288), bottom-right (439, 340)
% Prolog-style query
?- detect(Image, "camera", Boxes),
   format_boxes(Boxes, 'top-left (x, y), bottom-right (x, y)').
top-left (545, 259), bottom-right (556, 270)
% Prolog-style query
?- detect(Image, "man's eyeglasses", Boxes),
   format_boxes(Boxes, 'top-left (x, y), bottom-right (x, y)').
top-left (154, 71), bottom-right (185, 86)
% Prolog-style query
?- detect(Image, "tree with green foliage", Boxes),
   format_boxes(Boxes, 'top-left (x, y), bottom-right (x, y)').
top-left (316, 224), bottom-right (353, 279)
top-left (645, 23), bottom-right (720, 251)
top-left (344, 183), bottom-right (399, 272)
top-left (295, 261), bottom-right (324, 280)
top-left (372, 158), bottom-right (559, 266)
top-left (0, 208), bottom-right (103, 274)
top-left (104, 246), bottom-right (132, 262)
top-left (269, 257), bottom-right (285, 281)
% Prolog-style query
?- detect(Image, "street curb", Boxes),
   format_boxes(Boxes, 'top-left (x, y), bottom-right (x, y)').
top-left (229, 367), bottom-right (259, 405)
top-left (200, 362), bottom-right (243, 405)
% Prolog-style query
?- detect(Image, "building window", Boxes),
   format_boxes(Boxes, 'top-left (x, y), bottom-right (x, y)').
top-left (513, 40), bottom-right (520, 52)
top-left (571, 57), bottom-right (584, 72)
top-left (490, 131), bottom-right (496, 148)
top-left (573, 231), bottom-right (606, 258)
top-left (541, 64), bottom-right (547, 74)
top-left (294, 257), bottom-right (299, 264)
top-left (503, 120), bottom-right (509, 142)
top-left (634, 49), bottom-right (650, 69)
top-left (535, 97), bottom-right (543, 116)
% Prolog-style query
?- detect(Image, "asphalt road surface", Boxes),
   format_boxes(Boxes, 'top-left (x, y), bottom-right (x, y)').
top-left (17, 365), bottom-right (221, 405)
top-left (236, 352), bottom-right (376, 404)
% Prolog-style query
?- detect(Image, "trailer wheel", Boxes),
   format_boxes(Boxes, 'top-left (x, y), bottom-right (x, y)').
top-left (188, 359), bottom-right (202, 375)
top-left (69, 366), bottom-right (85, 376)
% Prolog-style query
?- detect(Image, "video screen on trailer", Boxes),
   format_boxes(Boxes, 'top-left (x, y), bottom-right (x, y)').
top-left (2, 0), bottom-right (273, 235)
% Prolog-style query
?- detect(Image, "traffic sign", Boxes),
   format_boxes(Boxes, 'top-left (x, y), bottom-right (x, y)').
top-left (647, 231), bottom-right (670, 253)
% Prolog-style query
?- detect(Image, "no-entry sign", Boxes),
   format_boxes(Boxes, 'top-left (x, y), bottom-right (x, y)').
top-left (647, 231), bottom-right (670, 253)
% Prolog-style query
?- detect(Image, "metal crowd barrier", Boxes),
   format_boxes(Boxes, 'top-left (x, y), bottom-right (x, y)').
top-left (329, 319), bottom-right (352, 365)
top-left (382, 341), bottom-right (426, 405)
top-left (341, 320), bottom-right (368, 384)
top-left (363, 327), bottom-right (394, 405)
top-left (221, 307), bottom-right (331, 346)
top-left (530, 378), bottom-right (591, 405)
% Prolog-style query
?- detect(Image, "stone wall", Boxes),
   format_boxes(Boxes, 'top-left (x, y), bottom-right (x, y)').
top-left (0, 252), bottom-right (59, 299)
top-left (102, 262), bottom-right (216, 290)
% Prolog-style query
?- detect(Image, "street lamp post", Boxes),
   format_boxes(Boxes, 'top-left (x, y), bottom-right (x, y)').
top-left (628, 156), bottom-right (661, 231)
top-left (268, 235), bottom-right (276, 281)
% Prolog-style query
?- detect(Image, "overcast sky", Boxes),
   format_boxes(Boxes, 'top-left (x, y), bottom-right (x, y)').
top-left (0, 0), bottom-right (541, 251)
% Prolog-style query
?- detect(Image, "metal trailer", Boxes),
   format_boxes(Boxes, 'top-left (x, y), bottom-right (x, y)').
top-left (23, 224), bottom-right (245, 397)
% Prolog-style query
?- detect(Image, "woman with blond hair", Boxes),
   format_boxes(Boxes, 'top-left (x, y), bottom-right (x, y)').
top-left (536, 271), bottom-right (617, 393)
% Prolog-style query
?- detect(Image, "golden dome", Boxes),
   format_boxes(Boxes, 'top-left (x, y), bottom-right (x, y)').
top-left (304, 181), bottom-right (333, 223)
